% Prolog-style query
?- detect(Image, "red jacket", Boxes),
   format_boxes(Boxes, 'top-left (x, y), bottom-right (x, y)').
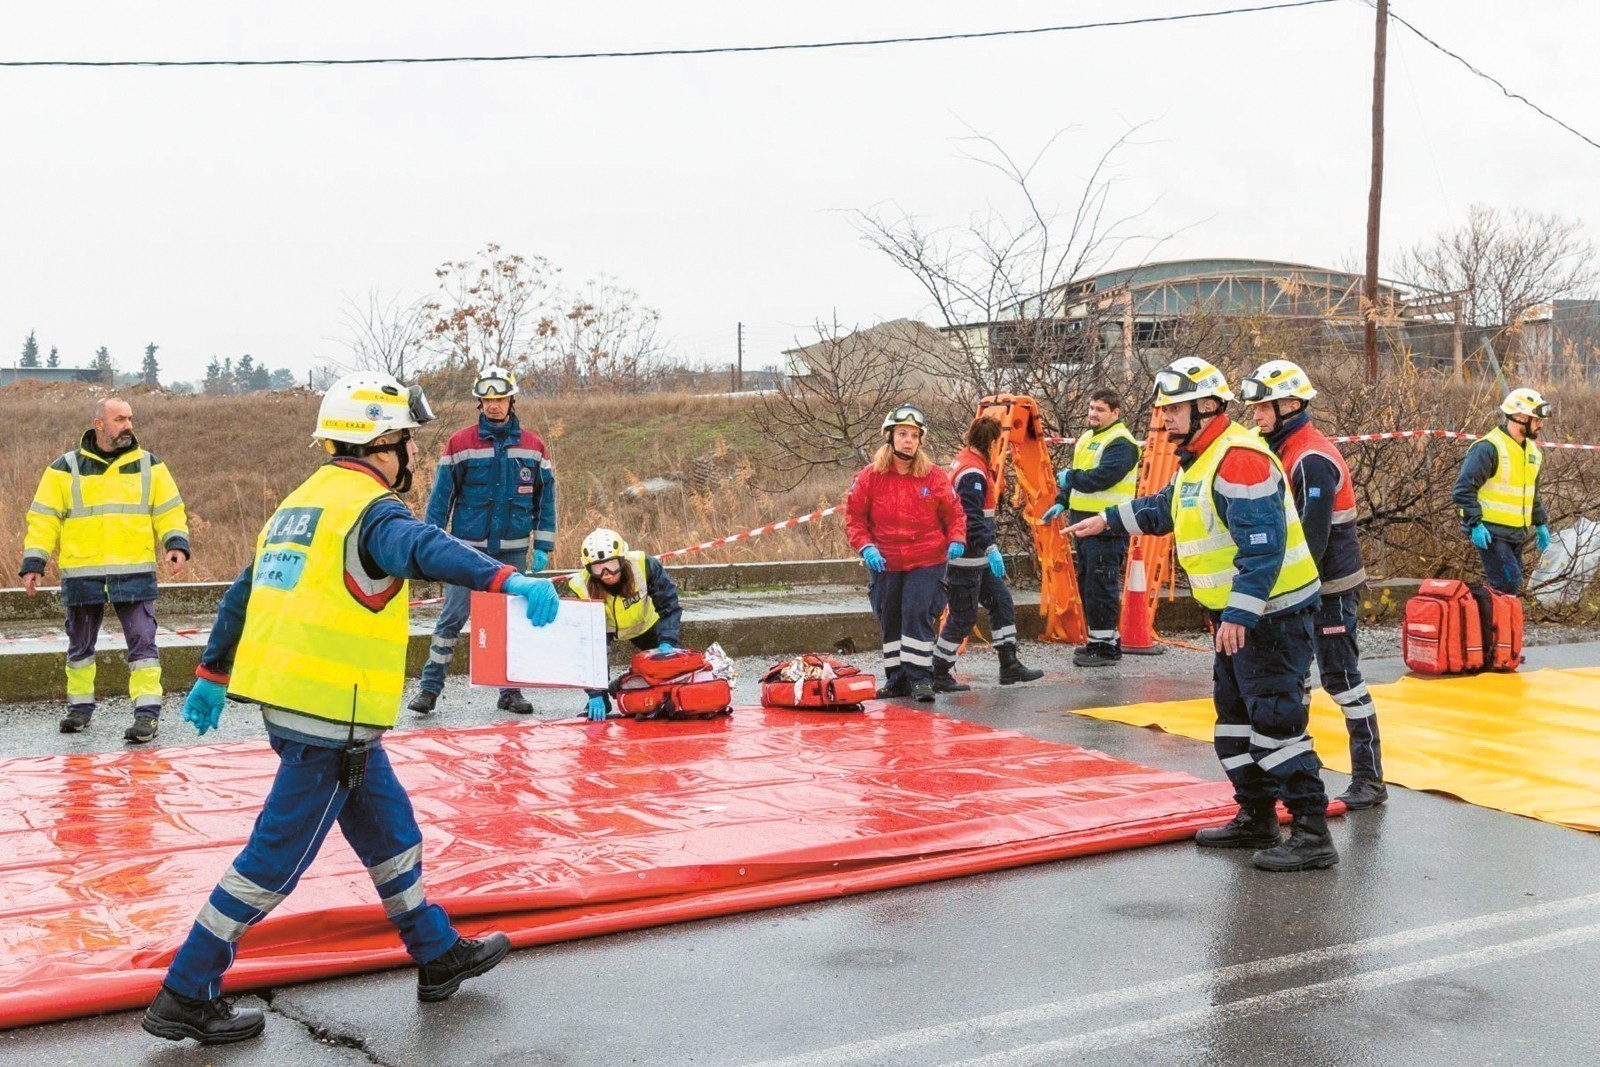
top-left (845, 463), bottom-right (966, 572)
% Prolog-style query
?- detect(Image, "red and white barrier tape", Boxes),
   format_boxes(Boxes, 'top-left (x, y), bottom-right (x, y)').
top-left (657, 505), bottom-right (841, 560)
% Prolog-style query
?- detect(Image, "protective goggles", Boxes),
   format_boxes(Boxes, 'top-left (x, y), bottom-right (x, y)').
top-left (1238, 378), bottom-right (1272, 402)
top-left (473, 376), bottom-right (515, 399)
top-left (1526, 401), bottom-right (1552, 418)
top-left (587, 558), bottom-right (623, 576)
top-left (886, 405), bottom-right (926, 429)
top-left (408, 385), bottom-right (436, 424)
top-left (1153, 370), bottom-right (1191, 397)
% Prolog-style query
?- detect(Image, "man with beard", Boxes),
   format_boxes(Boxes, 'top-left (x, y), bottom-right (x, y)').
top-left (21, 397), bottom-right (191, 742)
top-left (1452, 388), bottom-right (1551, 595)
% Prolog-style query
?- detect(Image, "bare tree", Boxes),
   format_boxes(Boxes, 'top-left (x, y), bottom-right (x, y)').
top-left (337, 290), bottom-right (431, 380)
top-left (855, 126), bottom-right (1172, 433)
top-left (530, 276), bottom-right (671, 394)
top-left (759, 318), bottom-right (911, 490)
top-left (420, 243), bottom-right (556, 390)
top-left (1394, 204), bottom-right (1597, 371)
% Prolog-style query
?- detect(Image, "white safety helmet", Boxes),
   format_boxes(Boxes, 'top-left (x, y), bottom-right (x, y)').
top-left (581, 528), bottom-right (629, 568)
top-left (1239, 359), bottom-right (1318, 404)
top-left (1500, 387), bottom-right (1550, 420)
top-left (1151, 359), bottom-right (1235, 409)
top-left (473, 365), bottom-right (519, 399)
top-left (881, 404), bottom-right (927, 437)
top-left (314, 373), bottom-right (435, 445)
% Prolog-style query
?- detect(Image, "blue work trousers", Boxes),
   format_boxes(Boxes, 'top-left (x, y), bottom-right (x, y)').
top-left (1476, 534), bottom-right (1529, 595)
top-left (1210, 607), bottom-right (1329, 818)
top-left (419, 546), bottom-right (528, 696)
top-left (870, 564), bottom-right (947, 689)
top-left (935, 567), bottom-right (1017, 666)
top-left (1073, 534), bottom-right (1127, 647)
top-left (1310, 590), bottom-right (1383, 782)
top-left (163, 736), bottom-right (457, 1001)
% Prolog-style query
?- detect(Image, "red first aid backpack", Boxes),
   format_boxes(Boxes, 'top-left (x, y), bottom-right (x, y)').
top-left (1402, 579), bottom-right (1484, 676)
top-left (1468, 585), bottom-right (1525, 672)
top-left (759, 655), bottom-right (877, 711)
top-left (613, 648), bottom-right (733, 720)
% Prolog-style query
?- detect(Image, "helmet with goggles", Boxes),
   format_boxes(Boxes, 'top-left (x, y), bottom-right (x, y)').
top-left (1240, 359), bottom-right (1317, 405)
top-left (314, 373), bottom-right (435, 445)
top-left (881, 405), bottom-right (927, 436)
top-left (580, 528), bottom-right (629, 569)
top-left (473, 365), bottom-right (519, 399)
top-left (1151, 359), bottom-right (1234, 409)
top-left (1500, 387), bottom-right (1550, 420)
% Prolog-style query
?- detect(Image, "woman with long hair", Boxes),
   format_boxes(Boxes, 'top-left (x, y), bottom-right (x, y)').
top-left (565, 527), bottom-right (682, 719)
top-left (845, 406), bottom-right (966, 702)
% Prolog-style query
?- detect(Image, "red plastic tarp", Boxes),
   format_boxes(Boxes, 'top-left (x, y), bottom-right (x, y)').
top-left (0, 703), bottom-right (1239, 1029)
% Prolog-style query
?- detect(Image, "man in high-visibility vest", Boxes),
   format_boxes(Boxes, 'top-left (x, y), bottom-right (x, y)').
top-left (1068, 359), bottom-right (1336, 873)
top-left (142, 373), bottom-right (560, 1046)
top-left (1043, 388), bottom-right (1141, 668)
top-left (1242, 360), bottom-right (1385, 812)
top-left (1452, 388), bottom-right (1550, 594)
top-left (20, 397), bottom-right (190, 742)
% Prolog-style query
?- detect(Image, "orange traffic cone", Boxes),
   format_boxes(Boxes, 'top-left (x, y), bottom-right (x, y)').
top-left (1119, 544), bottom-right (1164, 656)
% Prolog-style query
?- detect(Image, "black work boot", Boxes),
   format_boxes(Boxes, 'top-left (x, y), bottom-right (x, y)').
top-left (1336, 778), bottom-right (1389, 810)
top-left (496, 690), bottom-right (534, 714)
top-left (997, 646), bottom-right (1044, 685)
top-left (124, 713), bottom-right (159, 744)
top-left (876, 678), bottom-right (911, 699)
top-left (59, 707), bottom-right (93, 733)
top-left (912, 683), bottom-right (936, 703)
top-left (1073, 642), bottom-right (1121, 668)
top-left (1195, 804), bottom-right (1282, 849)
top-left (417, 932), bottom-right (512, 1002)
top-left (408, 690), bottom-right (438, 715)
top-left (1252, 814), bottom-right (1340, 872)
top-left (142, 986), bottom-right (265, 1044)
top-left (931, 662), bottom-right (971, 693)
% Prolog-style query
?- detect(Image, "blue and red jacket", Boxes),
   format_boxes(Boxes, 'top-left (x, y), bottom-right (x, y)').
top-left (949, 446), bottom-right (998, 569)
top-left (846, 462), bottom-right (965, 572)
top-left (1265, 412), bottom-right (1367, 595)
top-left (425, 413), bottom-right (556, 557)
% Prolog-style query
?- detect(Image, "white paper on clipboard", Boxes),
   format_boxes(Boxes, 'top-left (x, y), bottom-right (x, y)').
top-left (495, 598), bottom-right (608, 689)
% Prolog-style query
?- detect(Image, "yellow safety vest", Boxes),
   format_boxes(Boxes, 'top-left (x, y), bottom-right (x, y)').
top-left (230, 463), bottom-right (409, 729)
top-left (567, 551), bottom-right (660, 641)
top-left (22, 435), bottom-right (188, 580)
top-left (1070, 422), bottom-right (1141, 514)
top-left (1171, 423), bottom-right (1321, 615)
top-left (1476, 426), bottom-right (1541, 530)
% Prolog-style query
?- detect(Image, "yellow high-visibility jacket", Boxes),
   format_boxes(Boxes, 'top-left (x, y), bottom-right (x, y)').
top-left (22, 431), bottom-right (190, 606)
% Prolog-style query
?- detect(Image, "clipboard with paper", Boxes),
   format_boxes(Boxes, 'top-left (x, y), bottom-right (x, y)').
top-left (468, 592), bottom-right (608, 689)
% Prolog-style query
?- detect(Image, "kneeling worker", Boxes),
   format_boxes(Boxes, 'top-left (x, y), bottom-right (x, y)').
top-left (1068, 359), bottom-right (1335, 872)
top-left (933, 415), bottom-right (1043, 690)
top-left (144, 373), bottom-right (560, 1045)
top-left (565, 528), bottom-right (683, 720)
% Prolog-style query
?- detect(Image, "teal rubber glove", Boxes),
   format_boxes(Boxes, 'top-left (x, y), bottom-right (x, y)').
top-left (1536, 524), bottom-right (1551, 553)
top-left (1042, 503), bottom-right (1064, 523)
top-left (183, 678), bottom-right (227, 736)
top-left (947, 542), bottom-right (965, 561)
top-left (531, 549), bottom-right (550, 572)
top-left (656, 642), bottom-right (677, 654)
top-left (505, 574), bottom-right (558, 626)
top-left (987, 545), bottom-right (1006, 578)
top-left (586, 694), bottom-right (608, 721)
top-left (1470, 523), bottom-right (1493, 550)
top-left (861, 545), bottom-right (887, 574)
top-left (1056, 469), bottom-right (1072, 489)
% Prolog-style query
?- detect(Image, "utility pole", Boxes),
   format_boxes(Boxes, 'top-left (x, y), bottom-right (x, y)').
top-left (736, 321), bottom-right (744, 393)
top-left (1363, 0), bottom-right (1389, 384)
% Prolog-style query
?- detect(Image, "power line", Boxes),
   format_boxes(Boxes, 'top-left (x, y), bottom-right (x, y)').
top-left (1387, 6), bottom-right (1600, 152)
top-left (0, 1), bottom-right (1336, 69)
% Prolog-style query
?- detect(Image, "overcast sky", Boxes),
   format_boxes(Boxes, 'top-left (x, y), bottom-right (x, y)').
top-left (3, 0), bottom-right (1595, 384)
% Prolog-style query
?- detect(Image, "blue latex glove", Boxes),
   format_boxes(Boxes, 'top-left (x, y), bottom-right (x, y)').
top-left (947, 542), bottom-right (965, 561)
top-left (505, 574), bottom-right (558, 626)
top-left (1041, 503), bottom-right (1064, 523)
top-left (861, 545), bottom-right (887, 573)
top-left (656, 642), bottom-right (677, 654)
top-left (586, 694), bottom-right (608, 721)
top-left (183, 678), bottom-right (227, 736)
top-left (531, 549), bottom-right (550, 573)
top-left (987, 545), bottom-right (1006, 578)
top-left (1536, 524), bottom-right (1551, 553)
top-left (1056, 469), bottom-right (1072, 489)
top-left (1470, 523), bottom-right (1493, 550)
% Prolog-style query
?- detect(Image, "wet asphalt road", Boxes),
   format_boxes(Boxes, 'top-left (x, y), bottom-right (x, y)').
top-left (4, 642), bottom-right (1600, 1066)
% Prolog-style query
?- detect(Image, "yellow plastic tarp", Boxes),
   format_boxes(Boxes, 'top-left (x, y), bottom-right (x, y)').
top-left (1077, 667), bottom-right (1600, 832)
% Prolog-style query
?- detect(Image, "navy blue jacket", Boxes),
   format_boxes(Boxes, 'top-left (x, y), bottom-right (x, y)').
top-left (1057, 430), bottom-right (1140, 528)
top-left (1451, 432), bottom-right (1547, 542)
top-left (1265, 412), bottom-right (1366, 593)
top-left (425, 413), bottom-right (556, 556)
